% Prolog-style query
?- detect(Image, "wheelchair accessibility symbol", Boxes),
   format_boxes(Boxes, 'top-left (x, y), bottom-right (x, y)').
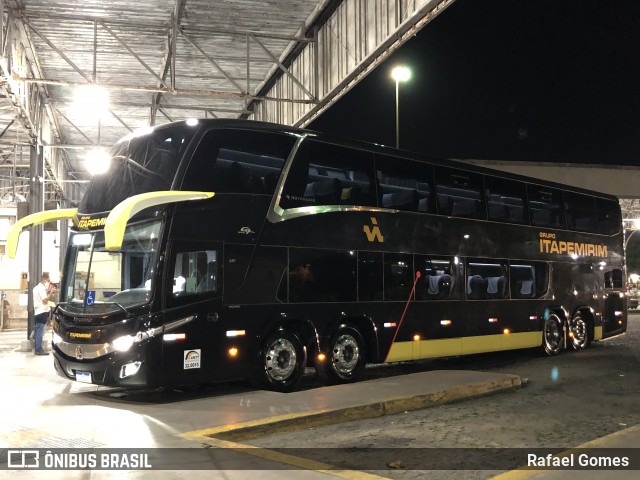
top-left (85, 290), bottom-right (96, 306)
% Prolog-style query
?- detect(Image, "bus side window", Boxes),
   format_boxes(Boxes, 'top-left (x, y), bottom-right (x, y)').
top-left (182, 129), bottom-right (294, 194)
top-left (434, 167), bottom-right (485, 219)
top-left (415, 255), bottom-right (456, 301)
top-left (384, 253), bottom-right (413, 301)
top-left (358, 251), bottom-right (383, 301)
top-left (485, 176), bottom-right (527, 224)
top-left (565, 192), bottom-right (597, 233)
top-left (509, 261), bottom-right (548, 299)
top-left (466, 259), bottom-right (508, 300)
top-left (510, 264), bottom-right (533, 299)
top-left (376, 154), bottom-right (434, 213)
top-left (172, 250), bottom-right (217, 296)
top-left (604, 269), bottom-right (623, 289)
top-left (286, 248), bottom-right (357, 303)
top-left (528, 185), bottom-right (566, 229)
top-left (596, 198), bottom-right (622, 235)
top-left (281, 140), bottom-right (376, 209)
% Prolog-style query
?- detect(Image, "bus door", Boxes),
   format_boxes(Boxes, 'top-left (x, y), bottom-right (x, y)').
top-left (161, 242), bottom-right (225, 385)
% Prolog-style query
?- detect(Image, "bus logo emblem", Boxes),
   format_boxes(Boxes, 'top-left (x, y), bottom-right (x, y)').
top-left (363, 217), bottom-right (384, 243)
top-left (75, 346), bottom-right (83, 360)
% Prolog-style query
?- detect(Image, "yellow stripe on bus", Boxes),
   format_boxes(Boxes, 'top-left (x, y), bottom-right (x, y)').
top-left (7, 208), bottom-right (78, 258)
top-left (594, 325), bottom-right (603, 341)
top-left (384, 332), bottom-right (543, 363)
top-left (104, 190), bottom-right (215, 250)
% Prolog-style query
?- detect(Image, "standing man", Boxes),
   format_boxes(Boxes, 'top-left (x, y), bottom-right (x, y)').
top-left (32, 272), bottom-right (56, 355)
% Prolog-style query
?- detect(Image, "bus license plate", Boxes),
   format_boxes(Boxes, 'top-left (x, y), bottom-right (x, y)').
top-left (76, 371), bottom-right (92, 383)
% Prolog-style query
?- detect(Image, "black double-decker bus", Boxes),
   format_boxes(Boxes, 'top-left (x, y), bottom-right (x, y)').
top-left (10, 119), bottom-right (626, 391)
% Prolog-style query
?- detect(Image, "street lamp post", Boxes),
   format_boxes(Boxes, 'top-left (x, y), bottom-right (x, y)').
top-left (391, 66), bottom-right (411, 149)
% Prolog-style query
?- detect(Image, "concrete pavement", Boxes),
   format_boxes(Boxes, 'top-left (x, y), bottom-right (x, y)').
top-left (0, 326), bottom-right (637, 479)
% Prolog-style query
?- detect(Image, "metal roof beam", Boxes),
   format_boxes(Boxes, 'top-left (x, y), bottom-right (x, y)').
top-left (1, 10), bottom-right (67, 198)
top-left (108, 109), bottom-right (133, 132)
top-left (16, 11), bottom-right (314, 43)
top-left (0, 120), bottom-right (15, 139)
top-left (109, 101), bottom-right (250, 115)
top-left (24, 18), bottom-right (92, 83)
top-left (100, 21), bottom-right (169, 88)
top-left (15, 76), bottom-right (317, 104)
top-left (53, 107), bottom-right (93, 145)
top-left (150, 0), bottom-right (186, 126)
top-left (11, 13), bottom-right (64, 146)
top-left (158, 107), bottom-right (174, 122)
top-left (250, 34), bottom-right (315, 101)
top-left (181, 32), bottom-right (245, 94)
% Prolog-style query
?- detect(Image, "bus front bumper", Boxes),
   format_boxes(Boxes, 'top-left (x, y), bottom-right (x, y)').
top-left (53, 347), bottom-right (151, 387)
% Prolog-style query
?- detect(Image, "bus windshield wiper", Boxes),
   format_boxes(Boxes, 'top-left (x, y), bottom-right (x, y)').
top-left (106, 301), bottom-right (129, 316)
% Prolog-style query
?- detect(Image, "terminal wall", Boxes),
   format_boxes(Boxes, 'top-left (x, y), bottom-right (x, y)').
top-left (460, 160), bottom-right (640, 199)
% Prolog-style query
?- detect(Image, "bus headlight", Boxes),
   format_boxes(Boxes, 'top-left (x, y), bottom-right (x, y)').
top-left (112, 335), bottom-right (135, 352)
top-left (110, 327), bottom-right (159, 352)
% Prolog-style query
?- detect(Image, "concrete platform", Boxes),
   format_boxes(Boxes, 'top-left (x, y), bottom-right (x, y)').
top-left (0, 327), bottom-right (636, 479)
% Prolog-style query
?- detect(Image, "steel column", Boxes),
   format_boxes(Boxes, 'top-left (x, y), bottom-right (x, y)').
top-left (27, 145), bottom-right (44, 342)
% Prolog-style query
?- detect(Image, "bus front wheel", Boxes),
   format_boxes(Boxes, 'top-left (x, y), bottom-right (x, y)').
top-left (315, 327), bottom-right (366, 384)
top-left (256, 330), bottom-right (306, 392)
top-left (570, 313), bottom-right (591, 350)
top-left (541, 314), bottom-right (563, 356)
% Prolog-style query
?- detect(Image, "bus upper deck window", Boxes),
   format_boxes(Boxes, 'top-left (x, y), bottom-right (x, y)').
top-left (528, 185), bottom-right (565, 229)
top-left (596, 198), bottom-right (622, 235)
top-left (565, 192), bottom-right (597, 233)
top-left (485, 176), bottom-right (526, 224)
top-left (183, 129), bottom-right (295, 195)
top-left (376, 154), bottom-right (434, 214)
top-left (281, 140), bottom-right (375, 209)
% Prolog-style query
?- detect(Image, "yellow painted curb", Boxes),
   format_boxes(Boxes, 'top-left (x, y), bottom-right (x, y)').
top-left (181, 375), bottom-right (520, 478)
top-left (184, 376), bottom-right (521, 442)
top-left (188, 436), bottom-right (391, 480)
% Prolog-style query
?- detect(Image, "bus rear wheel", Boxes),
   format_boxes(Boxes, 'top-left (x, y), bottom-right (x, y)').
top-left (570, 313), bottom-right (591, 350)
top-left (315, 327), bottom-right (366, 384)
top-left (256, 330), bottom-right (306, 392)
top-left (541, 314), bottom-right (563, 356)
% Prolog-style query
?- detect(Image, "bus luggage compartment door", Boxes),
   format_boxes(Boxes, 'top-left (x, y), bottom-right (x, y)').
top-left (603, 292), bottom-right (625, 336)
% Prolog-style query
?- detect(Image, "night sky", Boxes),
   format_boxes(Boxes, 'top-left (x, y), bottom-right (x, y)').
top-left (309, 0), bottom-right (640, 165)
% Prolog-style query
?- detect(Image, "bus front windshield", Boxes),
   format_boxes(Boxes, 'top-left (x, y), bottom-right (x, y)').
top-left (61, 220), bottom-right (161, 311)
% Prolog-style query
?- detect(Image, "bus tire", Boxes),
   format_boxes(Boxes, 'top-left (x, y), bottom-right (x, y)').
top-left (541, 314), bottom-right (563, 356)
top-left (570, 313), bottom-right (591, 350)
top-left (315, 327), bottom-right (366, 384)
top-left (256, 330), bottom-right (306, 392)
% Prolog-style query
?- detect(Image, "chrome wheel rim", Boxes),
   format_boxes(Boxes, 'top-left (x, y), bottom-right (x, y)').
top-left (572, 317), bottom-right (588, 348)
top-left (264, 338), bottom-right (297, 381)
top-left (545, 318), bottom-right (561, 352)
top-left (331, 334), bottom-right (360, 376)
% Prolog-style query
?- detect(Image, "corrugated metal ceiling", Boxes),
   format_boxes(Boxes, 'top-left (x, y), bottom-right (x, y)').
top-left (0, 0), bottom-right (328, 182)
